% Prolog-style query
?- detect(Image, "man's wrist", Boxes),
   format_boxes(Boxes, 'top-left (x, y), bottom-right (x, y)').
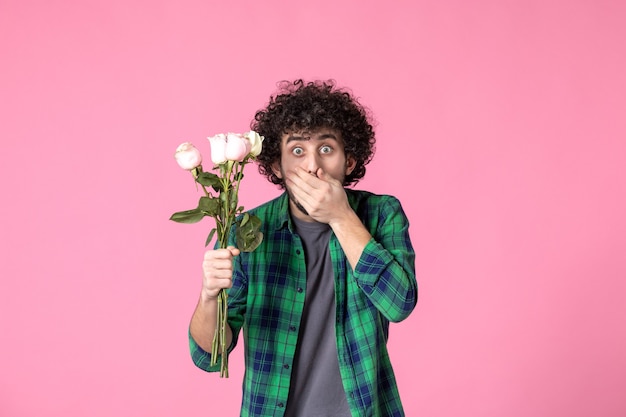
top-left (200, 290), bottom-right (220, 305)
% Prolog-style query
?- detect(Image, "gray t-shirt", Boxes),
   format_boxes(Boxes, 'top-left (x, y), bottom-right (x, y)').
top-left (284, 217), bottom-right (351, 417)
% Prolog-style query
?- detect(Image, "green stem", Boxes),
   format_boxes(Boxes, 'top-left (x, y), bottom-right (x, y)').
top-left (233, 161), bottom-right (244, 214)
top-left (211, 161), bottom-right (236, 378)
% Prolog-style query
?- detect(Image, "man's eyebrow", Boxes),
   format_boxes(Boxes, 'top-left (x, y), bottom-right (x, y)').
top-left (285, 133), bottom-right (339, 144)
top-left (285, 135), bottom-right (306, 144)
top-left (318, 133), bottom-right (339, 141)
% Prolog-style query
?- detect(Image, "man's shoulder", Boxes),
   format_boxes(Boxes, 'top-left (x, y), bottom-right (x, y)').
top-left (248, 192), bottom-right (286, 212)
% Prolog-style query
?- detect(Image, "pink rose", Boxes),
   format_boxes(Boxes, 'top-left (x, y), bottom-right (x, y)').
top-left (224, 133), bottom-right (252, 162)
top-left (174, 142), bottom-right (203, 170)
top-left (208, 134), bottom-right (228, 165)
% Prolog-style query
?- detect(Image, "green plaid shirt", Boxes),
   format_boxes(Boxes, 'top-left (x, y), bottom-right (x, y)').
top-left (190, 189), bottom-right (418, 417)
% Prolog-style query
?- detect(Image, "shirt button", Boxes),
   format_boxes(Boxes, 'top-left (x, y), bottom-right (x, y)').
top-left (283, 364), bottom-right (290, 369)
top-left (296, 250), bottom-right (301, 255)
top-left (297, 287), bottom-right (303, 293)
top-left (277, 402), bottom-right (284, 408)
top-left (289, 325), bottom-right (296, 331)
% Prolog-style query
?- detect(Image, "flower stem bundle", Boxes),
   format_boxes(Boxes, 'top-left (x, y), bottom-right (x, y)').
top-left (171, 132), bottom-right (264, 377)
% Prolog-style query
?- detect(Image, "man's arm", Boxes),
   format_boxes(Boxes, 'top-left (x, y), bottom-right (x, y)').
top-left (189, 247), bottom-right (239, 353)
top-left (285, 168), bottom-right (417, 322)
top-left (348, 196), bottom-right (417, 322)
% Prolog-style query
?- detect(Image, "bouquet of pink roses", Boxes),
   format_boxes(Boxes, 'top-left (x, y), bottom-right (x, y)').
top-left (171, 131), bottom-right (264, 377)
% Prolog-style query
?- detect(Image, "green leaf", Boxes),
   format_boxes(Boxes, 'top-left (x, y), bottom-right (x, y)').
top-left (205, 228), bottom-right (216, 247)
top-left (239, 213), bottom-right (261, 231)
top-left (196, 172), bottom-right (223, 191)
top-left (198, 196), bottom-right (219, 216)
top-left (236, 214), bottom-right (263, 252)
top-left (169, 208), bottom-right (205, 224)
top-left (237, 230), bottom-right (263, 252)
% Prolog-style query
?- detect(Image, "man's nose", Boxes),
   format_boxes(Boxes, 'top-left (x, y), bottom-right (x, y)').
top-left (304, 154), bottom-right (320, 175)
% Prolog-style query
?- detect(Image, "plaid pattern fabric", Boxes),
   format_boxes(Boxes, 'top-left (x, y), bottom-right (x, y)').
top-left (190, 190), bottom-right (418, 417)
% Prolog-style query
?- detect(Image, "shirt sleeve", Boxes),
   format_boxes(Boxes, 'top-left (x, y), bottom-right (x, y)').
top-left (353, 195), bottom-right (418, 322)
top-left (188, 330), bottom-right (221, 372)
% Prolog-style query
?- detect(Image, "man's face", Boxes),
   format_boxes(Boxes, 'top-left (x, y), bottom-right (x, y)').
top-left (271, 127), bottom-right (355, 216)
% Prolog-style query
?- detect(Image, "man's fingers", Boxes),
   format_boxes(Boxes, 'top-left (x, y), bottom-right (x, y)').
top-left (227, 246), bottom-right (241, 257)
top-left (205, 247), bottom-right (239, 261)
top-left (214, 278), bottom-right (233, 289)
top-left (316, 168), bottom-right (338, 184)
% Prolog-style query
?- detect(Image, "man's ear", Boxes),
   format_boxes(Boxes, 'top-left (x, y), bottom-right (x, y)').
top-left (345, 155), bottom-right (357, 176)
top-left (271, 161), bottom-right (283, 179)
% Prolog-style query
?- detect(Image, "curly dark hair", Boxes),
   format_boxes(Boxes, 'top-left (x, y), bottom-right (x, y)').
top-left (251, 79), bottom-right (376, 188)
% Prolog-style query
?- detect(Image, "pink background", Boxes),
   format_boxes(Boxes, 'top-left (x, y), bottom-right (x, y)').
top-left (1, 1), bottom-right (625, 416)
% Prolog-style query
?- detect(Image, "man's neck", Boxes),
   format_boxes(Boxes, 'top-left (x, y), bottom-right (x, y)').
top-left (288, 199), bottom-right (316, 223)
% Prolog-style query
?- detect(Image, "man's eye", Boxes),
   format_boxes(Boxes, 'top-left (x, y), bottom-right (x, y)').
top-left (292, 147), bottom-right (304, 156)
top-left (320, 145), bottom-right (332, 154)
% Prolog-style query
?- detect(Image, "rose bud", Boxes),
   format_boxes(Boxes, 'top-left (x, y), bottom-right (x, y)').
top-left (174, 142), bottom-right (203, 170)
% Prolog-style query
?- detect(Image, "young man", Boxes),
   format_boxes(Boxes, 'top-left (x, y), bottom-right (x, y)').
top-left (189, 80), bottom-right (418, 417)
